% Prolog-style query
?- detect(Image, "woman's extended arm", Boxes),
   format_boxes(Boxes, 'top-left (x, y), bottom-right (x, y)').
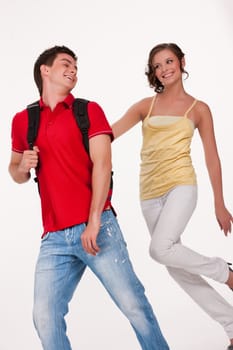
top-left (112, 98), bottom-right (151, 139)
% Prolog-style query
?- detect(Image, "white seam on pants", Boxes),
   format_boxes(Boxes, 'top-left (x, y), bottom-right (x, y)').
top-left (141, 184), bottom-right (233, 339)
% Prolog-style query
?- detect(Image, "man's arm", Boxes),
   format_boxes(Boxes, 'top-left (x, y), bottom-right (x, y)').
top-left (81, 134), bottom-right (112, 255)
top-left (8, 148), bottom-right (39, 184)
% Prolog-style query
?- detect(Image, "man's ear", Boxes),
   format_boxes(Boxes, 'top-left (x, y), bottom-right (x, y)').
top-left (40, 64), bottom-right (49, 77)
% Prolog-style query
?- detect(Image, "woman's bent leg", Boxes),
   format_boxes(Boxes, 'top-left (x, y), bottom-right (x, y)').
top-left (141, 185), bottom-right (229, 282)
top-left (141, 185), bottom-right (233, 338)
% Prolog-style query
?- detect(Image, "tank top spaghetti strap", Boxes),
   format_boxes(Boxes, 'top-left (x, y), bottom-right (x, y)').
top-left (184, 99), bottom-right (197, 118)
top-left (145, 95), bottom-right (156, 119)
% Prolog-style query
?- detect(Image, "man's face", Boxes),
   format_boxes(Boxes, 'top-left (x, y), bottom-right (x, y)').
top-left (44, 53), bottom-right (78, 92)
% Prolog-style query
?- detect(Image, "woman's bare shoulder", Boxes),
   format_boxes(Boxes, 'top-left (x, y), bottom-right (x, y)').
top-left (132, 95), bottom-right (155, 118)
top-left (137, 95), bottom-right (155, 106)
top-left (195, 99), bottom-right (211, 112)
top-left (194, 99), bottom-right (213, 128)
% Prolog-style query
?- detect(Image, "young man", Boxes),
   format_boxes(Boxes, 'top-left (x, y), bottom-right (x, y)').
top-left (9, 46), bottom-right (170, 350)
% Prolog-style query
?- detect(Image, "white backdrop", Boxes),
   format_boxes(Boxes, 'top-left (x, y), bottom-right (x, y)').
top-left (1, 0), bottom-right (233, 349)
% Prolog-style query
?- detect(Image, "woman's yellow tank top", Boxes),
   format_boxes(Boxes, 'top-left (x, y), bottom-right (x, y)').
top-left (140, 96), bottom-right (197, 200)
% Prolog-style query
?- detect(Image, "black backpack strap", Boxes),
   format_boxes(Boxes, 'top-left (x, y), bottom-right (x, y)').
top-left (26, 101), bottom-right (41, 189)
top-left (27, 101), bottom-right (40, 150)
top-left (72, 98), bottom-right (90, 154)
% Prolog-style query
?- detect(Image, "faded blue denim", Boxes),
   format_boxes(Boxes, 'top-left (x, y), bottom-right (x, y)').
top-left (33, 210), bottom-right (169, 350)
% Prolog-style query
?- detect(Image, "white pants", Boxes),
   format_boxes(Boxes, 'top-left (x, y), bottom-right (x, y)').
top-left (141, 185), bottom-right (233, 339)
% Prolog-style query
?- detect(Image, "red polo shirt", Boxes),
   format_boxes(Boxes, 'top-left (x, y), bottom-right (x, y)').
top-left (11, 94), bottom-right (113, 234)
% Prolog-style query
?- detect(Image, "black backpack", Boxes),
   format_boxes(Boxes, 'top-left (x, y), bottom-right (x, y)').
top-left (26, 98), bottom-right (113, 202)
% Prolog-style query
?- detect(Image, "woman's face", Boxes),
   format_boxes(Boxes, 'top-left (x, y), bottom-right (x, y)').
top-left (152, 49), bottom-right (184, 88)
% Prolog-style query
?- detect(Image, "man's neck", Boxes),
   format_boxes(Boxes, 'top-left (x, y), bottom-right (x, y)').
top-left (41, 89), bottom-right (71, 111)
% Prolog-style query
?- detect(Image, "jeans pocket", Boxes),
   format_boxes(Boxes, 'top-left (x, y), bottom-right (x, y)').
top-left (97, 215), bottom-right (126, 251)
top-left (41, 232), bottom-right (51, 242)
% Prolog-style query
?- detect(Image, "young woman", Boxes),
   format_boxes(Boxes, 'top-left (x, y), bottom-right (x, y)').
top-left (112, 43), bottom-right (233, 350)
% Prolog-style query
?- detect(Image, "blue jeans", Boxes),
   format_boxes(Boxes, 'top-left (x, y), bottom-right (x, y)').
top-left (33, 210), bottom-right (169, 350)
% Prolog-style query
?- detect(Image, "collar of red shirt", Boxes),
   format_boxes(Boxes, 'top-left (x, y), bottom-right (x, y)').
top-left (39, 93), bottom-right (75, 110)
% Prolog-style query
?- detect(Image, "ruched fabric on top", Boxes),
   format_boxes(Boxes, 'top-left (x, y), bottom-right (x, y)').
top-left (140, 98), bottom-right (197, 200)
